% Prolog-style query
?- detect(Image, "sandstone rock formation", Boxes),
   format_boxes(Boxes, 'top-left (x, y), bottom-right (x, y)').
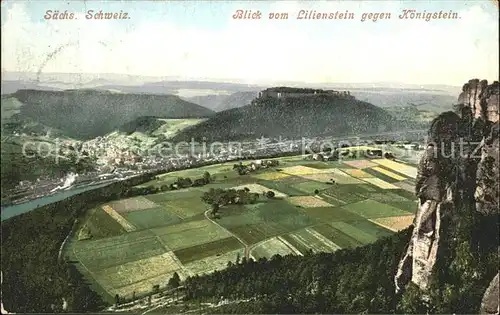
top-left (480, 273), bottom-right (499, 314)
top-left (394, 79), bottom-right (499, 312)
top-left (394, 112), bottom-right (460, 294)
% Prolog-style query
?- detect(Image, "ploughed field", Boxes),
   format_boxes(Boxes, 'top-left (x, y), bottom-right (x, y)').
top-left (66, 151), bottom-right (418, 302)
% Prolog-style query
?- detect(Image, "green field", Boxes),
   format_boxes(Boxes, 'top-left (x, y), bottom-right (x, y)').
top-left (175, 237), bottom-right (243, 264)
top-left (66, 154), bottom-right (418, 299)
top-left (145, 189), bottom-right (208, 219)
top-left (341, 199), bottom-right (412, 219)
top-left (311, 223), bottom-right (363, 249)
top-left (256, 179), bottom-right (309, 196)
top-left (123, 207), bottom-right (182, 229)
top-left (152, 118), bottom-right (207, 138)
top-left (74, 232), bottom-right (166, 270)
top-left (80, 207), bottom-right (127, 239)
top-left (329, 221), bottom-right (379, 244)
top-left (283, 228), bottom-right (340, 254)
top-left (151, 219), bottom-right (232, 251)
top-left (299, 206), bottom-right (366, 222)
top-left (292, 180), bottom-right (335, 194)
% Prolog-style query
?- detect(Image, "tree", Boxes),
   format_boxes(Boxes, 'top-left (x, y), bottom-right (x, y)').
top-left (266, 191), bottom-right (275, 198)
top-left (314, 189), bottom-right (320, 195)
top-left (210, 203), bottom-right (220, 217)
top-left (153, 284), bottom-right (160, 294)
top-left (168, 272), bottom-right (181, 289)
top-left (203, 171), bottom-right (211, 183)
top-left (250, 193), bottom-right (259, 204)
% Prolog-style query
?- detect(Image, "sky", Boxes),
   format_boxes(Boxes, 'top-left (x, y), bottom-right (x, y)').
top-left (1, 0), bottom-right (498, 86)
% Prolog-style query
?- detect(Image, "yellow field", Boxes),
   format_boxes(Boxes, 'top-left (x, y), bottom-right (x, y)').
top-left (287, 196), bottom-right (333, 208)
top-left (341, 169), bottom-right (373, 178)
top-left (372, 159), bottom-right (417, 179)
top-left (305, 228), bottom-right (341, 251)
top-left (253, 171), bottom-right (291, 180)
top-left (232, 183), bottom-right (288, 198)
top-left (287, 228), bottom-right (341, 253)
top-left (101, 205), bottom-right (136, 232)
top-left (340, 145), bottom-right (380, 151)
top-left (361, 177), bottom-right (399, 189)
top-left (184, 248), bottom-right (244, 276)
top-left (277, 236), bottom-right (303, 255)
top-left (300, 170), bottom-right (364, 184)
top-left (281, 165), bottom-right (332, 175)
top-left (251, 237), bottom-right (296, 259)
top-left (98, 251), bottom-right (185, 297)
top-left (112, 271), bottom-right (186, 298)
top-left (370, 166), bottom-right (407, 181)
top-left (370, 215), bottom-right (415, 232)
top-left (342, 159), bottom-right (378, 169)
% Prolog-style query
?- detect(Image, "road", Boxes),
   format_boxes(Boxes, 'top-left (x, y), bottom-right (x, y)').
top-left (204, 209), bottom-right (250, 259)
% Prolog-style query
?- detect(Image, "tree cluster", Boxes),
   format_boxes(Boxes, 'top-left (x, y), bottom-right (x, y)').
top-left (233, 160), bottom-right (279, 175)
top-left (201, 187), bottom-right (261, 217)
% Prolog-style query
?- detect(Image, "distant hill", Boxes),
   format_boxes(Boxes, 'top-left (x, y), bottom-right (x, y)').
top-left (4, 89), bottom-right (215, 139)
top-left (172, 88), bottom-right (423, 142)
top-left (185, 91), bottom-right (260, 112)
top-left (1, 80), bottom-right (62, 95)
top-left (117, 116), bottom-right (165, 135)
top-left (385, 106), bottom-right (439, 124)
top-left (350, 90), bottom-right (456, 113)
top-left (184, 88), bottom-right (456, 113)
top-left (94, 85), bottom-right (178, 95)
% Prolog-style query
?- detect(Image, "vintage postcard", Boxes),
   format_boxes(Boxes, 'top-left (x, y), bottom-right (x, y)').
top-left (1, 0), bottom-right (498, 314)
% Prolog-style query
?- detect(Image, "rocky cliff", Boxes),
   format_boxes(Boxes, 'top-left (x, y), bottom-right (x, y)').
top-left (394, 79), bottom-right (499, 313)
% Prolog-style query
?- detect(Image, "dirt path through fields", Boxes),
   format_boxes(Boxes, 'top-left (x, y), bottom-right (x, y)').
top-left (204, 209), bottom-right (250, 259)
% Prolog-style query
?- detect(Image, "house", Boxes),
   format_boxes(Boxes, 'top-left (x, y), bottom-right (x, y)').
top-left (312, 153), bottom-right (323, 161)
top-left (365, 149), bottom-right (383, 158)
top-left (264, 160), bottom-right (279, 167)
top-left (250, 163), bottom-right (260, 171)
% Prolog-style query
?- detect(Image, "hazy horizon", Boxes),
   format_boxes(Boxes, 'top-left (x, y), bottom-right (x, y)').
top-left (0, 70), bottom-right (469, 89)
top-left (2, 0), bottom-right (498, 86)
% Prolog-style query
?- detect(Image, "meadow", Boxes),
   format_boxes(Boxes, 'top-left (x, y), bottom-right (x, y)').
top-left (66, 153), bottom-right (419, 301)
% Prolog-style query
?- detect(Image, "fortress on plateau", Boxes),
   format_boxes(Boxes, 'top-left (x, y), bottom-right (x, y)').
top-left (258, 87), bottom-right (355, 100)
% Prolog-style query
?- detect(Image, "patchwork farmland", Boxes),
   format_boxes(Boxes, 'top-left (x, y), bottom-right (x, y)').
top-left (66, 154), bottom-right (419, 302)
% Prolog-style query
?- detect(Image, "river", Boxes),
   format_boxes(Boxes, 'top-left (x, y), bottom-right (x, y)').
top-left (1, 181), bottom-right (113, 222)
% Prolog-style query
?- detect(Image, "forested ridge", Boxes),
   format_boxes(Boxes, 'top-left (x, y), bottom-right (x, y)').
top-left (6, 89), bottom-right (214, 139)
top-left (172, 94), bottom-right (426, 142)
